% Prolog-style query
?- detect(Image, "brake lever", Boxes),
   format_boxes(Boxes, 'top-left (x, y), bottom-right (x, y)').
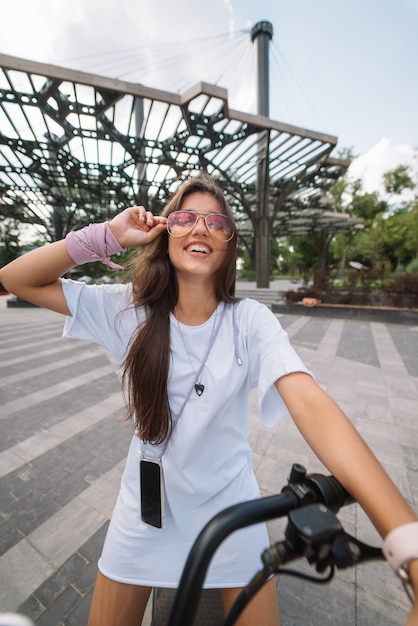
top-left (262, 503), bottom-right (384, 574)
top-left (319, 532), bottom-right (383, 572)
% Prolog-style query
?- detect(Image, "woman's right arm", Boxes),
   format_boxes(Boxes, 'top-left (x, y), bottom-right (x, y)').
top-left (0, 240), bottom-right (74, 315)
top-left (0, 207), bottom-right (168, 316)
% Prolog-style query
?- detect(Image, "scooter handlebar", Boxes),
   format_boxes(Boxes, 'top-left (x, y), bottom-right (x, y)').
top-left (167, 464), bottom-right (356, 626)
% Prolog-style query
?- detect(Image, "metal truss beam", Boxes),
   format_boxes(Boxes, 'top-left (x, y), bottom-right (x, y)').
top-left (0, 53), bottom-right (358, 271)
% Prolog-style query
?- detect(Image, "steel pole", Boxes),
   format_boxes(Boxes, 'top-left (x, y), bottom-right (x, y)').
top-left (135, 97), bottom-right (147, 206)
top-left (251, 21), bottom-right (273, 288)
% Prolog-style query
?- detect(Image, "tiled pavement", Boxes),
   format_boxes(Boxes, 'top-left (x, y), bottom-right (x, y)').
top-left (0, 294), bottom-right (417, 625)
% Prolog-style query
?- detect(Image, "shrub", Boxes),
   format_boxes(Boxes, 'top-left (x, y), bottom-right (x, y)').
top-left (406, 259), bottom-right (418, 274)
top-left (282, 270), bottom-right (418, 309)
top-left (384, 274), bottom-right (418, 307)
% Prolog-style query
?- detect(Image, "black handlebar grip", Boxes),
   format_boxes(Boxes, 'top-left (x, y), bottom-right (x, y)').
top-left (305, 473), bottom-right (355, 511)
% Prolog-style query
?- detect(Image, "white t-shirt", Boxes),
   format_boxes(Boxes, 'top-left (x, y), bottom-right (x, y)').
top-left (62, 279), bottom-right (312, 588)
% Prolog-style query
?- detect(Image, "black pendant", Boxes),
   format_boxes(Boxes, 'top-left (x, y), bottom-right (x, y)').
top-left (194, 383), bottom-right (205, 396)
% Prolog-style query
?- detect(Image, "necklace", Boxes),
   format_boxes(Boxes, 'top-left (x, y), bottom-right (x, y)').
top-left (174, 304), bottom-right (220, 396)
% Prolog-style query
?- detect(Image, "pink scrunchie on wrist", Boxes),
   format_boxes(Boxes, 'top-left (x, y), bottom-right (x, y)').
top-left (65, 222), bottom-right (125, 270)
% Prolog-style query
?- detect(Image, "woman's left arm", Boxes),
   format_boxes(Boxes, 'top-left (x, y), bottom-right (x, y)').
top-left (276, 371), bottom-right (418, 605)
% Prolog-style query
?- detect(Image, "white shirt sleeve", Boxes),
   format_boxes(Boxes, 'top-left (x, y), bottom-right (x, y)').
top-left (240, 299), bottom-right (313, 427)
top-left (61, 279), bottom-right (141, 364)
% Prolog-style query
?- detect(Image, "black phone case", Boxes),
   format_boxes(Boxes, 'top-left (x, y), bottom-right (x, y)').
top-left (140, 458), bottom-right (165, 528)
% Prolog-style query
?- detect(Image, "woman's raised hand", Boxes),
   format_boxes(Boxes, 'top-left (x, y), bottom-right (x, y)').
top-left (109, 206), bottom-right (167, 249)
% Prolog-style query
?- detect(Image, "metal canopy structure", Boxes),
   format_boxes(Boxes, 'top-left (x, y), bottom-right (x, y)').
top-left (0, 51), bottom-right (359, 282)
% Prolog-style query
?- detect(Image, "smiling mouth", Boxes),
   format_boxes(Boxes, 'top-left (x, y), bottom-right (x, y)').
top-left (186, 244), bottom-right (210, 254)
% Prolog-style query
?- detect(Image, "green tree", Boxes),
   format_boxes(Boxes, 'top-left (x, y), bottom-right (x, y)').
top-left (383, 164), bottom-right (415, 195)
top-left (292, 235), bottom-right (326, 272)
top-left (0, 218), bottom-right (21, 267)
top-left (329, 158), bottom-right (417, 271)
top-left (377, 206), bottom-right (418, 270)
top-left (350, 192), bottom-right (388, 223)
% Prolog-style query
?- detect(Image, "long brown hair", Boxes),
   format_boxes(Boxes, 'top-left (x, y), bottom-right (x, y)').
top-left (122, 173), bottom-right (238, 444)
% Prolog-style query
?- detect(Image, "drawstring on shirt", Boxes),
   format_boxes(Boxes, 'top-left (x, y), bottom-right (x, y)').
top-left (232, 303), bottom-right (242, 366)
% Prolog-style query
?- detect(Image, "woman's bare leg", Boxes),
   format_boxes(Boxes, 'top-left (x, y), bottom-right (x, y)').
top-left (87, 571), bottom-right (152, 626)
top-left (221, 578), bottom-right (280, 626)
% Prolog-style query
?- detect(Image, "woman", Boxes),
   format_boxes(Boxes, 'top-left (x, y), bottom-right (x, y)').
top-left (1, 173), bottom-right (417, 626)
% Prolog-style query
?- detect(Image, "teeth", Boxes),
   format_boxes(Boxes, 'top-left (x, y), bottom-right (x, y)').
top-left (188, 245), bottom-right (209, 254)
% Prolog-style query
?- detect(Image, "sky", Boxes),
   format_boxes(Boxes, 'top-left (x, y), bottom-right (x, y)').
top-left (1, 0), bottom-right (417, 193)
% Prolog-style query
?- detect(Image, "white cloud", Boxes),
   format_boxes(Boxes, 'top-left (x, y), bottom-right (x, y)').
top-left (347, 137), bottom-right (417, 202)
top-left (223, 0), bottom-right (236, 34)
top-left (2, 0), bottom-right (63, 61)
top-left (2, 0), bottom-right (232, 65)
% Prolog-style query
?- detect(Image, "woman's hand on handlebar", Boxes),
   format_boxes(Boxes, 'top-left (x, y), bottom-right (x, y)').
top-left (405, 561), bottom-right (418, 625)
top-left (109, 206), bottom-right (167, 249)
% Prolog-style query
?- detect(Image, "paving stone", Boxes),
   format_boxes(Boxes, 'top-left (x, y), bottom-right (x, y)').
top-left (1, 355), bottom-right (109, 402)
top-left (0, 492), bottom-right (62, 554)
top-left (32, 552), bottom-right (89, 608)
top-left (72, 558), bottom-right (100, 597)
top-left (63, 593), bottom-right (93, 626)
top-left (0, 374), bottom-right (122, 451)
top-left (287, 317), bottom-right (330, 350)
top-left (277, 572), bottom-right (356, 625)
top-left (0, 343), bottom-right (91, 377)
top-left (17, 594), bottom-right (45, 624)
top-left (77, 522), bottom-right (109, 563)
top-left (356, 585), bottom-right (408, 625)
top-left (0, 538), bottom-right (55, 612)
top-left (336, 320), bottom-right (380, 366)
top-left (34, 586), bottom-right (84, 626)
top-left (387, 324), bottom-right (418, 377)
top-left (27, 500), bottom-right (105, 570)
top-left (0, 336), bottom-right (66, 362)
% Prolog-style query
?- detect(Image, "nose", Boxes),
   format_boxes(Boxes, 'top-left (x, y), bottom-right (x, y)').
top-left (191, 214), bottom-right (209, 235)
